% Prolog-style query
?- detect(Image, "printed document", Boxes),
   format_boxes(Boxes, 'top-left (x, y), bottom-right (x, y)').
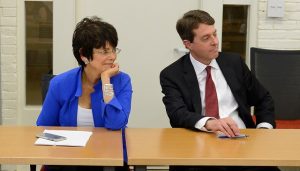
top-left (35, 129), bottom-right (92, 147)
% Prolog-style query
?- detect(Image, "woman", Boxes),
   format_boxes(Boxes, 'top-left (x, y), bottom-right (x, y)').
top-left (37, 16), bottom-right (132, 171)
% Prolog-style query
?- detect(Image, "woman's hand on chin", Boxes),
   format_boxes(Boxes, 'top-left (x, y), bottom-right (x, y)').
top-left (101, 63), bottom-right (120, 79)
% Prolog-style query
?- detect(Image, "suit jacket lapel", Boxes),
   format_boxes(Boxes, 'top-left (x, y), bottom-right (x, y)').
top-left (182, 55), bottom-right (202, 113)
top-left (217, 53), bottom-right (233, 86)
top-left (216, 53), bottom-right (241, 104)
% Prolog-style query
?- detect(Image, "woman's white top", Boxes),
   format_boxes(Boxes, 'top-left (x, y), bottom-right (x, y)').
top-left (77, 105), bottom-right (94, 126)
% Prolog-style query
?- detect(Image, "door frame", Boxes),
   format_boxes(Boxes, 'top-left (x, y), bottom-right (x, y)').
top-left (17, 0), bottom-right (76, 125)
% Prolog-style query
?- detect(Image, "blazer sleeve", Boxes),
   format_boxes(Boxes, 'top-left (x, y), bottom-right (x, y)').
top-left (36, 79), bottom-right (61, 126)
top-left (160, 69), bottom-right (203, 129)
top-left (103, 73), bottom-right (132, 130)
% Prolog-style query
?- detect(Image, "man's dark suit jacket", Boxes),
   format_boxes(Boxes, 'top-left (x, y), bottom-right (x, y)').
top-left (160, 52), bottom-right (275, 129)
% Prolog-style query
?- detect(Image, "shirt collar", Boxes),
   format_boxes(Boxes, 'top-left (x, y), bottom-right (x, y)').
top-left (189, 54), bottom-right (219, 75)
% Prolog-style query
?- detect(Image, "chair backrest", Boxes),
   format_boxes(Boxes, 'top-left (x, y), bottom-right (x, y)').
top-left (41, 74), bottom-right (55, 103)
top-left (250, 47), bottom-right (300, 120)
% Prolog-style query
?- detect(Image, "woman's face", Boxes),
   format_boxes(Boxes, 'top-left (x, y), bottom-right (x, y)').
top-left (87, 43), bottom-right (117, 75)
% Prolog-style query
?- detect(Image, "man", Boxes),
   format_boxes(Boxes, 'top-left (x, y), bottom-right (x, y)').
top-left (160, 10), bottom-right (280, 171)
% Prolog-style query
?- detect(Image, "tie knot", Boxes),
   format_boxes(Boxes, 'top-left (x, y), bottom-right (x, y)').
top-left (206, 66), bottom-right (212, 73)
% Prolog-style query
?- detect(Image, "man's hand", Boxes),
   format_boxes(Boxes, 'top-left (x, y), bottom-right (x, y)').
top-left (204, 117), bottom-right (240, 137)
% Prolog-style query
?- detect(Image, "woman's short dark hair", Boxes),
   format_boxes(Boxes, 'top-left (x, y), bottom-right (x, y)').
top-left (72, 16), bottom-right (118, 66)
top-left (176, 10), bottom-right (215, 43)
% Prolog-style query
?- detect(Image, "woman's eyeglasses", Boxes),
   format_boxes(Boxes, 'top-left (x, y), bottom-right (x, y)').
top-left (93, 48), bottom-right (121, 56)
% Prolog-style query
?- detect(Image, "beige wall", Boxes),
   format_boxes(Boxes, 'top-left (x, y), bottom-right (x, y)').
top-left (1, 0), bottom-right (300, 125)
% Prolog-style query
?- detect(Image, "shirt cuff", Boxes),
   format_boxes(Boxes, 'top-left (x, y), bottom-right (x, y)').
top-left (257, 122), bottom-right (273, 129)
top-left (195, 117), bottom-right (215, 132)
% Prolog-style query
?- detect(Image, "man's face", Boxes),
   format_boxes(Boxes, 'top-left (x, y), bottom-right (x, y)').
top-left (184, 24), bottom-right (219, 65)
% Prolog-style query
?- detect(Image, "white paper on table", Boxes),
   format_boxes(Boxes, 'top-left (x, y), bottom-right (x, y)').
top-left (34, 129), bottom-right (92, 147)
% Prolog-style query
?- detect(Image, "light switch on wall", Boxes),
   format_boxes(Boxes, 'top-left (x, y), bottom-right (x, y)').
top-left (173, 48), bottom-right (189, 58)
top-left (267, 0), bottom-right (284, 18)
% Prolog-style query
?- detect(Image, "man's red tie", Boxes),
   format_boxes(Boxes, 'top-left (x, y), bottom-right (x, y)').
top-left (205, 66), bottom-right (219, 118)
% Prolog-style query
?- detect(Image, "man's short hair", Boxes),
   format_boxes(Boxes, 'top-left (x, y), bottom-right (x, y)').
top-left (176, 10), bottom-right (215, 42)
